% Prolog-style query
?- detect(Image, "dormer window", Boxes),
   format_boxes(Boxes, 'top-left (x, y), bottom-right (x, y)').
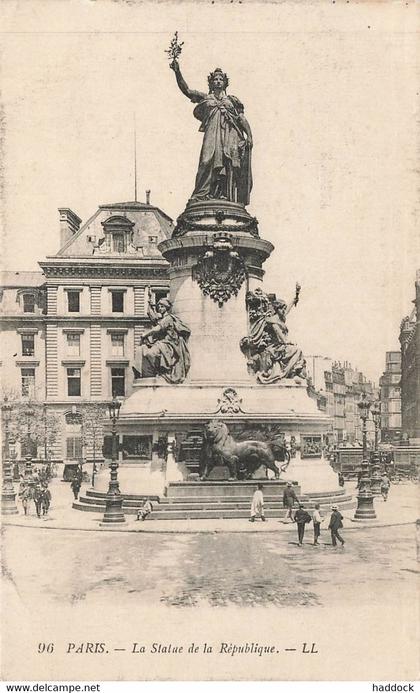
top-left (113, 233), bottom-right (125, 253)
top-left (22, 293), bottom-right (35, 313)
top-left (101, 216), bottom-right (135, 255)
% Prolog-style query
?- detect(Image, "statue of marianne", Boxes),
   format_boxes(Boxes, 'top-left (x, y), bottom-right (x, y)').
top-left (170, 58), bottom-right (253, 205)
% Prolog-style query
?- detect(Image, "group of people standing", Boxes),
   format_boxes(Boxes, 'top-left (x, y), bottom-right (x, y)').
top-left (250, 482), bottom-right (345, 547)
top-left (18, 469), bottom-right (52, 518)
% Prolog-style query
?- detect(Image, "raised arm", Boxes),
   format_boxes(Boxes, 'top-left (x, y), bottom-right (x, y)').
top-left (145, 286), bottom-right (160, 324)
top-left (285, 283), bottom-right (301, 316)
top-left (170, 59), bottom-right (206, 103)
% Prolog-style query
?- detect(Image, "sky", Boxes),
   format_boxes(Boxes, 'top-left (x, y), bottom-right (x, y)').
top-left (1, 0), bottom-right (419, 383)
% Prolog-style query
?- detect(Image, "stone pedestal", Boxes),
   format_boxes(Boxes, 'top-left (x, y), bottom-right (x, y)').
top-left (78, 199), bottom-right (337, 511)
top-left (116, 378), bottom-right (333, 495)
top-left (283, 455), bottom-right (339, 494)
top-left (159, 200), bottom-right (273, 384)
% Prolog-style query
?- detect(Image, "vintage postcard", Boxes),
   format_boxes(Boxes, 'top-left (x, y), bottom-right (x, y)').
top-left (1, 0), bottom-right (419, 685)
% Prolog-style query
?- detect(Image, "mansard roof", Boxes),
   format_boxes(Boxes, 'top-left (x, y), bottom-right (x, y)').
top-left (57, 200), bottom-right (173, 258)
top-left (0, 271), bottom-right (45, 288)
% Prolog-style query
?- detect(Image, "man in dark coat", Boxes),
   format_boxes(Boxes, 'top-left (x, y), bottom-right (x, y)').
top-left (33, 485), bottom-right (43, 519)
top-left (71, 477), bottom-right (81, 501)
top-left (282, 482), bottom-right (299, 522)
top-left (328, 505), bottom-right (345, 547)
top-left (41, 484), bottom-right (51, 515)
top-left (294, 504), bottom-right (312, 546)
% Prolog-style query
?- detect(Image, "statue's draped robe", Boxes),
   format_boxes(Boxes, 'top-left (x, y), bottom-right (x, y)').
top-left (134, 313), bottom-right (191, 384)
top-left (187, 90), bottom-right (252, 204)
top-left (247, 309), bottom-right (305, 383)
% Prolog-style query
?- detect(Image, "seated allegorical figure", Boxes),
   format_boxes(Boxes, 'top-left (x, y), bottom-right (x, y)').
top-left (240, 284), bottom-right (307, 384)
top-left (132, 295), bottom-right (191, 384)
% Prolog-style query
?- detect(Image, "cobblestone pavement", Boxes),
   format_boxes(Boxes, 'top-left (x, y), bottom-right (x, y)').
top-left (2, 512), bottom-right (419, 681)
top-left (2, 521), bottom-right (418, 610)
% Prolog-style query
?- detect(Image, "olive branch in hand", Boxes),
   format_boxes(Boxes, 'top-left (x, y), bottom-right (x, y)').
top-left (165, 31), bottom-right (184, 67)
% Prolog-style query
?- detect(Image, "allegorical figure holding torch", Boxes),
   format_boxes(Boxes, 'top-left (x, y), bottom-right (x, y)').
top-left (166, 33), bottom-right (253, 205)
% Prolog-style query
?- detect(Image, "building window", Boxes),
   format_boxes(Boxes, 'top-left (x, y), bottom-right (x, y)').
top-left (153, 289), bottom-right (169, 304)
top-left (67, 291), bottom-right (80, 313)
top-left (21, 334), bottom-right (35, 356)
top-left (66, 437), bottom-right (82, 460)
top-left (301, 435), bottom-right (323, 458)
top-left (67, 368), bottom-right (81, 396)
top-left (149, 235), bottom-right (158, 244)
top-left (22, 293), bottom-right (35, 313)
top-left (111, 333), bottom-right (125, 356)
top-left (111, 291), bottom-right (124, 313)
top-left (121, 435), bottom-right (152, 460)
top-left (111, 368), bottom-right (125, 397)
top-left (113, 233), bottom-right (125, 253)
top-left (21, 368), bottom-right (35, 397)
top-left (67, 333), bottom-right (80, 356)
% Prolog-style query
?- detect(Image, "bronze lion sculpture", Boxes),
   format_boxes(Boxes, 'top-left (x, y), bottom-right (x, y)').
top-left (200, 420), bottom-right (290, 481)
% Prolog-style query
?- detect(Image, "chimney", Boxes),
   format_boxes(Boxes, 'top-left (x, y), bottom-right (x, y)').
top-left (146, 190), bottom-right (151, 205)
top-left (58, 208), bottom-right (82, 248)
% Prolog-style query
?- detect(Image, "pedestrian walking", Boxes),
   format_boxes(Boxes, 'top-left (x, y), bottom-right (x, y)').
top-left (380, 473), bottom-right (390, 502)
top-left (249, 483), bottom-right (266, 522)
top-left (294, 504), bottom-right (312, 545)
top-left (41, 484), bottom-right (51, 515)
top-left (312, 503), bottom-right (323, 545)
top-left (21, 485), bottom-right (31, 516)
top-left (33, 485), bottom-right (43, 518)
top-left (338, 472), bottom-right (345, 488)
top-left (92, 462), bottom-right (98, 488)
top-left (282, 481), bottom-right (299, 522)
top-left (136, 499), bottom-right (154, 521)
top-left (71, 477), bottom-right (81, 500)
top-left (328, 505), bottom-right (345, 547)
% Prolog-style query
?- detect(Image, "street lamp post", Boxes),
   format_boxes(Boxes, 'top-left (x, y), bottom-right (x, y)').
top-left (354, 393), bottom-right (377, 520)
top-left (24, 407), bottom-right (35, 482)
top-left (43, 402), bottom-right (48, 463)
top-left (370, 399), bottom-right (382, 496)
top-left (1, 397), bottom-right (18, 515)
top-left (101, 399), bottom-right (125, 524)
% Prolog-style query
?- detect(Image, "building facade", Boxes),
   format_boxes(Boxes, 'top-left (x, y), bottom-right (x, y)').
top-left (399, 270), bottom-right (420, 441)
top-left (0, 199), bottom-right (171, 463)
top-left (306, 356), bottom-right (377, 445)
top-left (379, 351), bottom-right (402, 443)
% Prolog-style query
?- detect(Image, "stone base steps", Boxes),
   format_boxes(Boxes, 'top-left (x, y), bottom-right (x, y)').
top-left (73, 503), bottom-right (356, 519)
top-left (164, 479), bottom-right (293, 498)
top-left (73, 485), bottom-right (355, 519)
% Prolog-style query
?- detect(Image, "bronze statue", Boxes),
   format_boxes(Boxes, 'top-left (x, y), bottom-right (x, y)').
top-left (133, 294), bottom-right (191, 384)
top-left (200, 420), bottom-right (290, 481)
top-left (240, 285), bottom-right (307, 383)
top-left (167, 34), bottom-right (253, 204)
